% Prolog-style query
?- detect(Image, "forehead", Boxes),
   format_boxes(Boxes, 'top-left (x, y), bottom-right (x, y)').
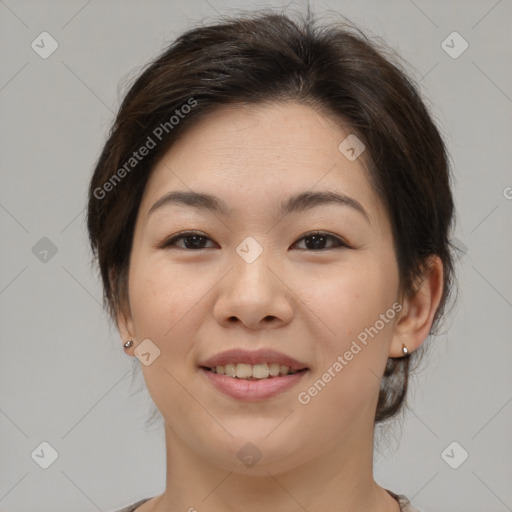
top-left (140, 102), bottom-right (385, 225)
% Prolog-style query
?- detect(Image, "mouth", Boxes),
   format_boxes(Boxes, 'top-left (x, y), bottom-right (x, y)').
top-left (198, 364), bottom-right (309, 401)
top-left (200, 363), bottom-right (308, 380)
top-left (197, 348), bottom-right (310, 401)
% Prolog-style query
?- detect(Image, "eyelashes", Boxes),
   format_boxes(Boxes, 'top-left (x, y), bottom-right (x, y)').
top-left (161, 231), bottom-right (216, 250)
top-left (160, 230), bottom-right (351, 251)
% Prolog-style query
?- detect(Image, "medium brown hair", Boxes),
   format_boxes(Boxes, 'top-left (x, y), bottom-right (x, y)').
top-left (87, 8), bottom-right (456, 424)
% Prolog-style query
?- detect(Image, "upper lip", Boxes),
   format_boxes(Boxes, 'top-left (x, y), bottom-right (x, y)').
top-left (199, 348), bottom-right (309, 371)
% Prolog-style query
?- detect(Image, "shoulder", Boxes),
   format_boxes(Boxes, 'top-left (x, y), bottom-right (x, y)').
top-left (108, 497), bottom-right (153, 512)
top-left (386, 489), bottom-right (424, 512)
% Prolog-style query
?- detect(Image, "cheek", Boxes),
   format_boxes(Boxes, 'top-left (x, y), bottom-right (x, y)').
top-left (130, 257), bottom-right (202, 325)
top-left (294, 256), bottom-right (399, 415)
top-left (128, 261), bottom-right (208, 417)
top-left (295, 271), bottom-right (395, 429)
top-left (128, 259), bottom-right (211, 369)
top-left (298, 258), bottom-right (398, 340)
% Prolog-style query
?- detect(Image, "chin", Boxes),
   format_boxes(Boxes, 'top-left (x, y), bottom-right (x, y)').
top-left (196, 432), bottom-right (309, 476)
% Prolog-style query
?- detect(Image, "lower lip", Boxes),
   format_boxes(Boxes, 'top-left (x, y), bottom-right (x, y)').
top-left (200, 367), bottom-right (308, 401)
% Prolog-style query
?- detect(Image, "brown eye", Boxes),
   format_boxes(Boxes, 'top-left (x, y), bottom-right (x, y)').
top-left (161, 231), bottom-right (216, 250)
top-left (292, 231), bottom-right (349, 250)
top-left (160, 230), bottom-right (349, 251)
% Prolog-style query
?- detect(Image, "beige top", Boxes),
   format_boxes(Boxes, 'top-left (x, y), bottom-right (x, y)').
top-left (111, 490), bottom-right (422, 512)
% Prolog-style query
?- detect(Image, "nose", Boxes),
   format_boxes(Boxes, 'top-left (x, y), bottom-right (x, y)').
top-left (212, 249), bottom-right (294, 330)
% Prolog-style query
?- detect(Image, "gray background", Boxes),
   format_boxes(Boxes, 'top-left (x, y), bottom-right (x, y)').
top-left (0, 1), bottom-right (511, 511)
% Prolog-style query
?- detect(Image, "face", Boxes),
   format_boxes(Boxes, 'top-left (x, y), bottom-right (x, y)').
top-left (118, 101), bottom-right (402, 475)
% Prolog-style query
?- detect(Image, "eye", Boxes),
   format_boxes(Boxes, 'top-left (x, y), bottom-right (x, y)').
top-left (160, 231), bottom-right (217, 250)
top-left (160, 230), bottom-right (350, 251)
top-left (292, 231), bottom-right (350, 251)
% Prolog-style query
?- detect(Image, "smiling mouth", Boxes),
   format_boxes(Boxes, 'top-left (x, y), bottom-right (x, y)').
top-left (200, 363), bottom-right (309, 380)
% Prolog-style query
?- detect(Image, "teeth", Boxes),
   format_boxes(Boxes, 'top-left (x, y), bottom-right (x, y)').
top-left (209, 363), bottom-right (304, 379)
top-left (280, 365), bottom-right (291, 375)
top-left (251, 363), bottom-right (270, 379)
top-left (236, 363), bottom-right (254, 379)
top-left (269, 363), bottom-right (281, 376)
top-left (224, 363), bottom-right (236, 377)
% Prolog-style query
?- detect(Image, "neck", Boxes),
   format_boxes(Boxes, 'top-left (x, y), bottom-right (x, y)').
top-left (153, 417), bottom-right (400, 512)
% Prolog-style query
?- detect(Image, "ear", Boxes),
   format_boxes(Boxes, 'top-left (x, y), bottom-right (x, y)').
top-left (110, 269), bottom-right (136, 348)
top-left (117, 301), bottom-right (136, 346)
top-left (389, 255), bottom-right (444, 357)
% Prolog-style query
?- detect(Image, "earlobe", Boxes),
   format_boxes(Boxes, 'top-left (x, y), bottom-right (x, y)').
top-left (389, 256), bottom-right (444, 358)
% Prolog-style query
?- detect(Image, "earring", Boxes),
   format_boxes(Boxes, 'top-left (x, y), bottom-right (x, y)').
top-left (402, 344), bottom-right (409, 356)
top-left (123, 340), bottom-right (134, 349)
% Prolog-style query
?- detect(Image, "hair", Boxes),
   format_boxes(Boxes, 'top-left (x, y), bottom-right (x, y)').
top-left (86, 7), bottom-right (456, 426)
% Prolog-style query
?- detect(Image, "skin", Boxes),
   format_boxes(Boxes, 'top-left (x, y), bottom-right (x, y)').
top-left (117, 101), bottom-right (444, 512)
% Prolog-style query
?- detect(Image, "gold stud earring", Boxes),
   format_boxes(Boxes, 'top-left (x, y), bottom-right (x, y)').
top-left (123, 340), bottom-right (133, 349)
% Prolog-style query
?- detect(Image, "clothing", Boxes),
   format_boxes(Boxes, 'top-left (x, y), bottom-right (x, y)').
top-left (110, 490), bottom-right (421, 512)
top-left (386, 489), bottom-right (422, 511)
top-left (109, 497), bottom-right (152, 512)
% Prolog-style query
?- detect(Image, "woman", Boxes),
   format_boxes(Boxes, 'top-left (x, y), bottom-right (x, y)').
top-left (87, 8), bottom-right (455, 512)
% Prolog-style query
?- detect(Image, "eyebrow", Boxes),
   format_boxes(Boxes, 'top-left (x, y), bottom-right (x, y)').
top-left (148, 189), bottom-right (370, 223)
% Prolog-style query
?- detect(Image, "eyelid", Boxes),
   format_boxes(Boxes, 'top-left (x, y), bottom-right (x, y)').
top-left (159, 230), bottom-right (351, 250)
top-left (292, 230), bottom-right (351, 250)
top-left (158, 230), bottom-right (215, 249)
